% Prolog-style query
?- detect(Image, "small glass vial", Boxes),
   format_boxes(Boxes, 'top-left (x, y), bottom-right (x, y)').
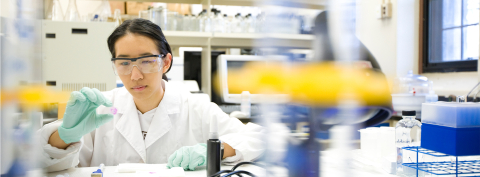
top-left (396, 110), bottom-right (422, 175)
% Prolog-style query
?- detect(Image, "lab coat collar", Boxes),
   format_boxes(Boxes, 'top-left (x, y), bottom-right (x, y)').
top-left (144, 80), bottom-right (180, 148)
top-left (115, 92), bottom-right (147, 162)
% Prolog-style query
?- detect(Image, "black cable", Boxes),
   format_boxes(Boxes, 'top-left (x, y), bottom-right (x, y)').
top-left (231, 162), bottom-right (263, 171)
top-left (210, 161), bottom-right (263, 177)
top-left (222, 170), bottom-right (257, 177)
top-left (210, 170), bottom-right (232, 177)
top-left (210, 170), bottom-right (244, 177)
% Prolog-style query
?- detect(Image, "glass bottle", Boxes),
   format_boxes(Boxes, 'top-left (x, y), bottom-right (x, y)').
top-left (245, 13), bottom-right (256, 33)
top-left (113, 9), bottom-right (122, 27)
top-left (223, 14), bottom-right (231, 33)
top-left (50, 0), bottom-right (64, 21)
top-left (242, 14), bottom-right (249, 33)
top-left (395, 110), bottom-right (422, 175)
top-left (93, 0), bottom-right (111, 22)
top-left (192, 15), bottom-right (199, 32)
top-left (182, 14), bottom-right (190, 31)
top-left (203, 10), bottom-right (213, 32)
top-left (65, 0), bottom-right (80, 22)
top-left (256, 13), bottom-right (265, 33)
top-left (213, 10), bottom-right (224, 33)
top-left (234, 13), bottom-right (243, 33)
top-left (198, 10), bottom-right (206, 32)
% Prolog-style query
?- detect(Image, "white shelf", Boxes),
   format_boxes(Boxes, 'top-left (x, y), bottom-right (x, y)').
top-left (163, 31), bottom-right (212, 46)
top-left (104, 0), bottom-right (325, 10)
top-left (212, 33), bottom-right (314, 48)
top-left (163, 31), bottom-right (314, 48)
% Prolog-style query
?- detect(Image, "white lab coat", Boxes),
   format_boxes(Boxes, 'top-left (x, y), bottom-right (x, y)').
top-left (38, 81), bottom-right (265, 172)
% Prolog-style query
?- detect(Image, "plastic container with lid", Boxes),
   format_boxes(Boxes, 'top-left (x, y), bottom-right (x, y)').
top-left (422, 102), bottom-right (480, 128)
top-left (393, 70), bottom-right (430, 95)
top-left (392, 71), bottom-right (433, 115)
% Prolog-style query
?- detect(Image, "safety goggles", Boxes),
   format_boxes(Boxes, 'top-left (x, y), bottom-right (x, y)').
top-left (111, 54), bottom-right (165, 75)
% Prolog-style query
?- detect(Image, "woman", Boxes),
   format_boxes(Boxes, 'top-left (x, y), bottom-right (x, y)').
top-left (39, 18), bottom-right (264, 172)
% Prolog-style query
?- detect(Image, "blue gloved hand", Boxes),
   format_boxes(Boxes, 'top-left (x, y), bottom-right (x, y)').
top-left (57, 87), bottom-right (114, 144)
top-left (167, 143), bottom-right (207, 171)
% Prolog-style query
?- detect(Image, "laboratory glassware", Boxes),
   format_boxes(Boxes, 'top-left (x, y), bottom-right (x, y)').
top-left (396, 110), bottom-right (422, 175)
top-left (191, 15), bottom-right (199, 32)
top-left (50, 0), bottom-right (64, 21)
top-left (203, 10), bottom-right (212, 32)
top-left (182, 14), bottom-right (190, 31)
top-left (245, 14), bottom-right (256, 33)
top-left (149, 7), bottom-right (166, 29)
top-left (425, 81), bottom-right (438, 103)
top-left (139, 10), bottom-right (150, 20)
top-left (233, 13), bottom-right (244, 33)
top-left (198, 10), bottom-right (206, 32)
top-left (113, 9), bottom-right (122, 27)
top-left (223, 14), bottom-right (231, 33)
top-left (213, 10), bottom-right (224, 33)
top-left (176, 13), bottom-right (183, 31)
top-left (65, 0), bottom-right (80, 22)
top-left (394, 70), bottom-right (430, 94)
top-left (166, 11), bottom-right (178, 31)
top-left (391, 71), bottom-right (431, 115)
top-left (93, 0), bottom-right (111, 22)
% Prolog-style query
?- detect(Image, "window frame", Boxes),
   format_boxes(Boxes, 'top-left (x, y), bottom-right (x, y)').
top-left (421, 0), bottom-right (479, 73)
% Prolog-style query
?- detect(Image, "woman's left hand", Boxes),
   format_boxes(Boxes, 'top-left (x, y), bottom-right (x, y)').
top-left (167, 143), bottom-right (207, 171)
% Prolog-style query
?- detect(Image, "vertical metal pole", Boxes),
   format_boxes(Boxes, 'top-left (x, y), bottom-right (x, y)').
top-left (416, 146), bottom-right (419, 177)
top-left (460, 0), bottom-right (464, 60)
top-left (456, 156), bottom-right (458, 177)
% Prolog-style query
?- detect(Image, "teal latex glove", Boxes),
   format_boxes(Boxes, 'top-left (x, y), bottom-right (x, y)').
top-left (57, 87), bottom-right (114, 144)
top-left (167, 143), bottom-right (207, 171)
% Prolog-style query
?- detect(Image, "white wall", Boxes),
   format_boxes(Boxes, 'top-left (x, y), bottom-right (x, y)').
top-left (356, 0), bottom-right (398, 82)
top-left (357, 0), bottom-right (479, 96)
top-left (423, 72), bottom-right (478, 96)
top-left (396, 0), bottom-right (419, 77)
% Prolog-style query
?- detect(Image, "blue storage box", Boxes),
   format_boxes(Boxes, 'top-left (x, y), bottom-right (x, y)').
top-left (421, 123), bottom-right (480, 156)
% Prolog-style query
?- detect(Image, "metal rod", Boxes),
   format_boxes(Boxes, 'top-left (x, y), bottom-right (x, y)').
top-left (416, 146), bottom-right (419, 177)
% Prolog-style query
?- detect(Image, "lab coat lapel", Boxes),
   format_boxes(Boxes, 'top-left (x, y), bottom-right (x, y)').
top-left (144, 81), bottom-right (180, 149)
top-left (115, 94), bottom-right (147, 163)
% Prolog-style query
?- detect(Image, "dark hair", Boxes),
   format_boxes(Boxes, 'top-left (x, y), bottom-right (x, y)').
top-left (107, 18), bottom-right (172, 81)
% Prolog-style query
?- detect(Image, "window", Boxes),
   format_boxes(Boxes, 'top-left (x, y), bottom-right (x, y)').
top-left (422, 0), bottom-right (479, 72)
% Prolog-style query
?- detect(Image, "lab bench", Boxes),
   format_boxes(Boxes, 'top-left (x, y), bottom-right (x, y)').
top-left (46, 164), bottom-right (265, 177)
top-left (45, 160), bottom-right (396, 177)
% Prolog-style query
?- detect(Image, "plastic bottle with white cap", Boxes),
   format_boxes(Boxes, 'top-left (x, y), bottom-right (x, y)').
top-left (425, 81), bottom-right (438, 103)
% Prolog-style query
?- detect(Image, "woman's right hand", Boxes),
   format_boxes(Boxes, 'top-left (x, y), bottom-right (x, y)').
top-left (57, 87), bottom-right (114, 144)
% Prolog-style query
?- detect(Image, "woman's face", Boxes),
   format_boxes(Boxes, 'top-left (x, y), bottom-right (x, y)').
top-left (114, 33), bottom-right (171, 101)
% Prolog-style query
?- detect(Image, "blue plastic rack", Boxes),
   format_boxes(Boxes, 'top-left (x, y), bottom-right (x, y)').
top-left (402, 146), bottom-right (480, 176)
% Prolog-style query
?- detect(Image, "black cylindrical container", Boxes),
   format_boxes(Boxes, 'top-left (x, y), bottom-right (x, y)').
top-left (206, 139), bottom-right (221, 176)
